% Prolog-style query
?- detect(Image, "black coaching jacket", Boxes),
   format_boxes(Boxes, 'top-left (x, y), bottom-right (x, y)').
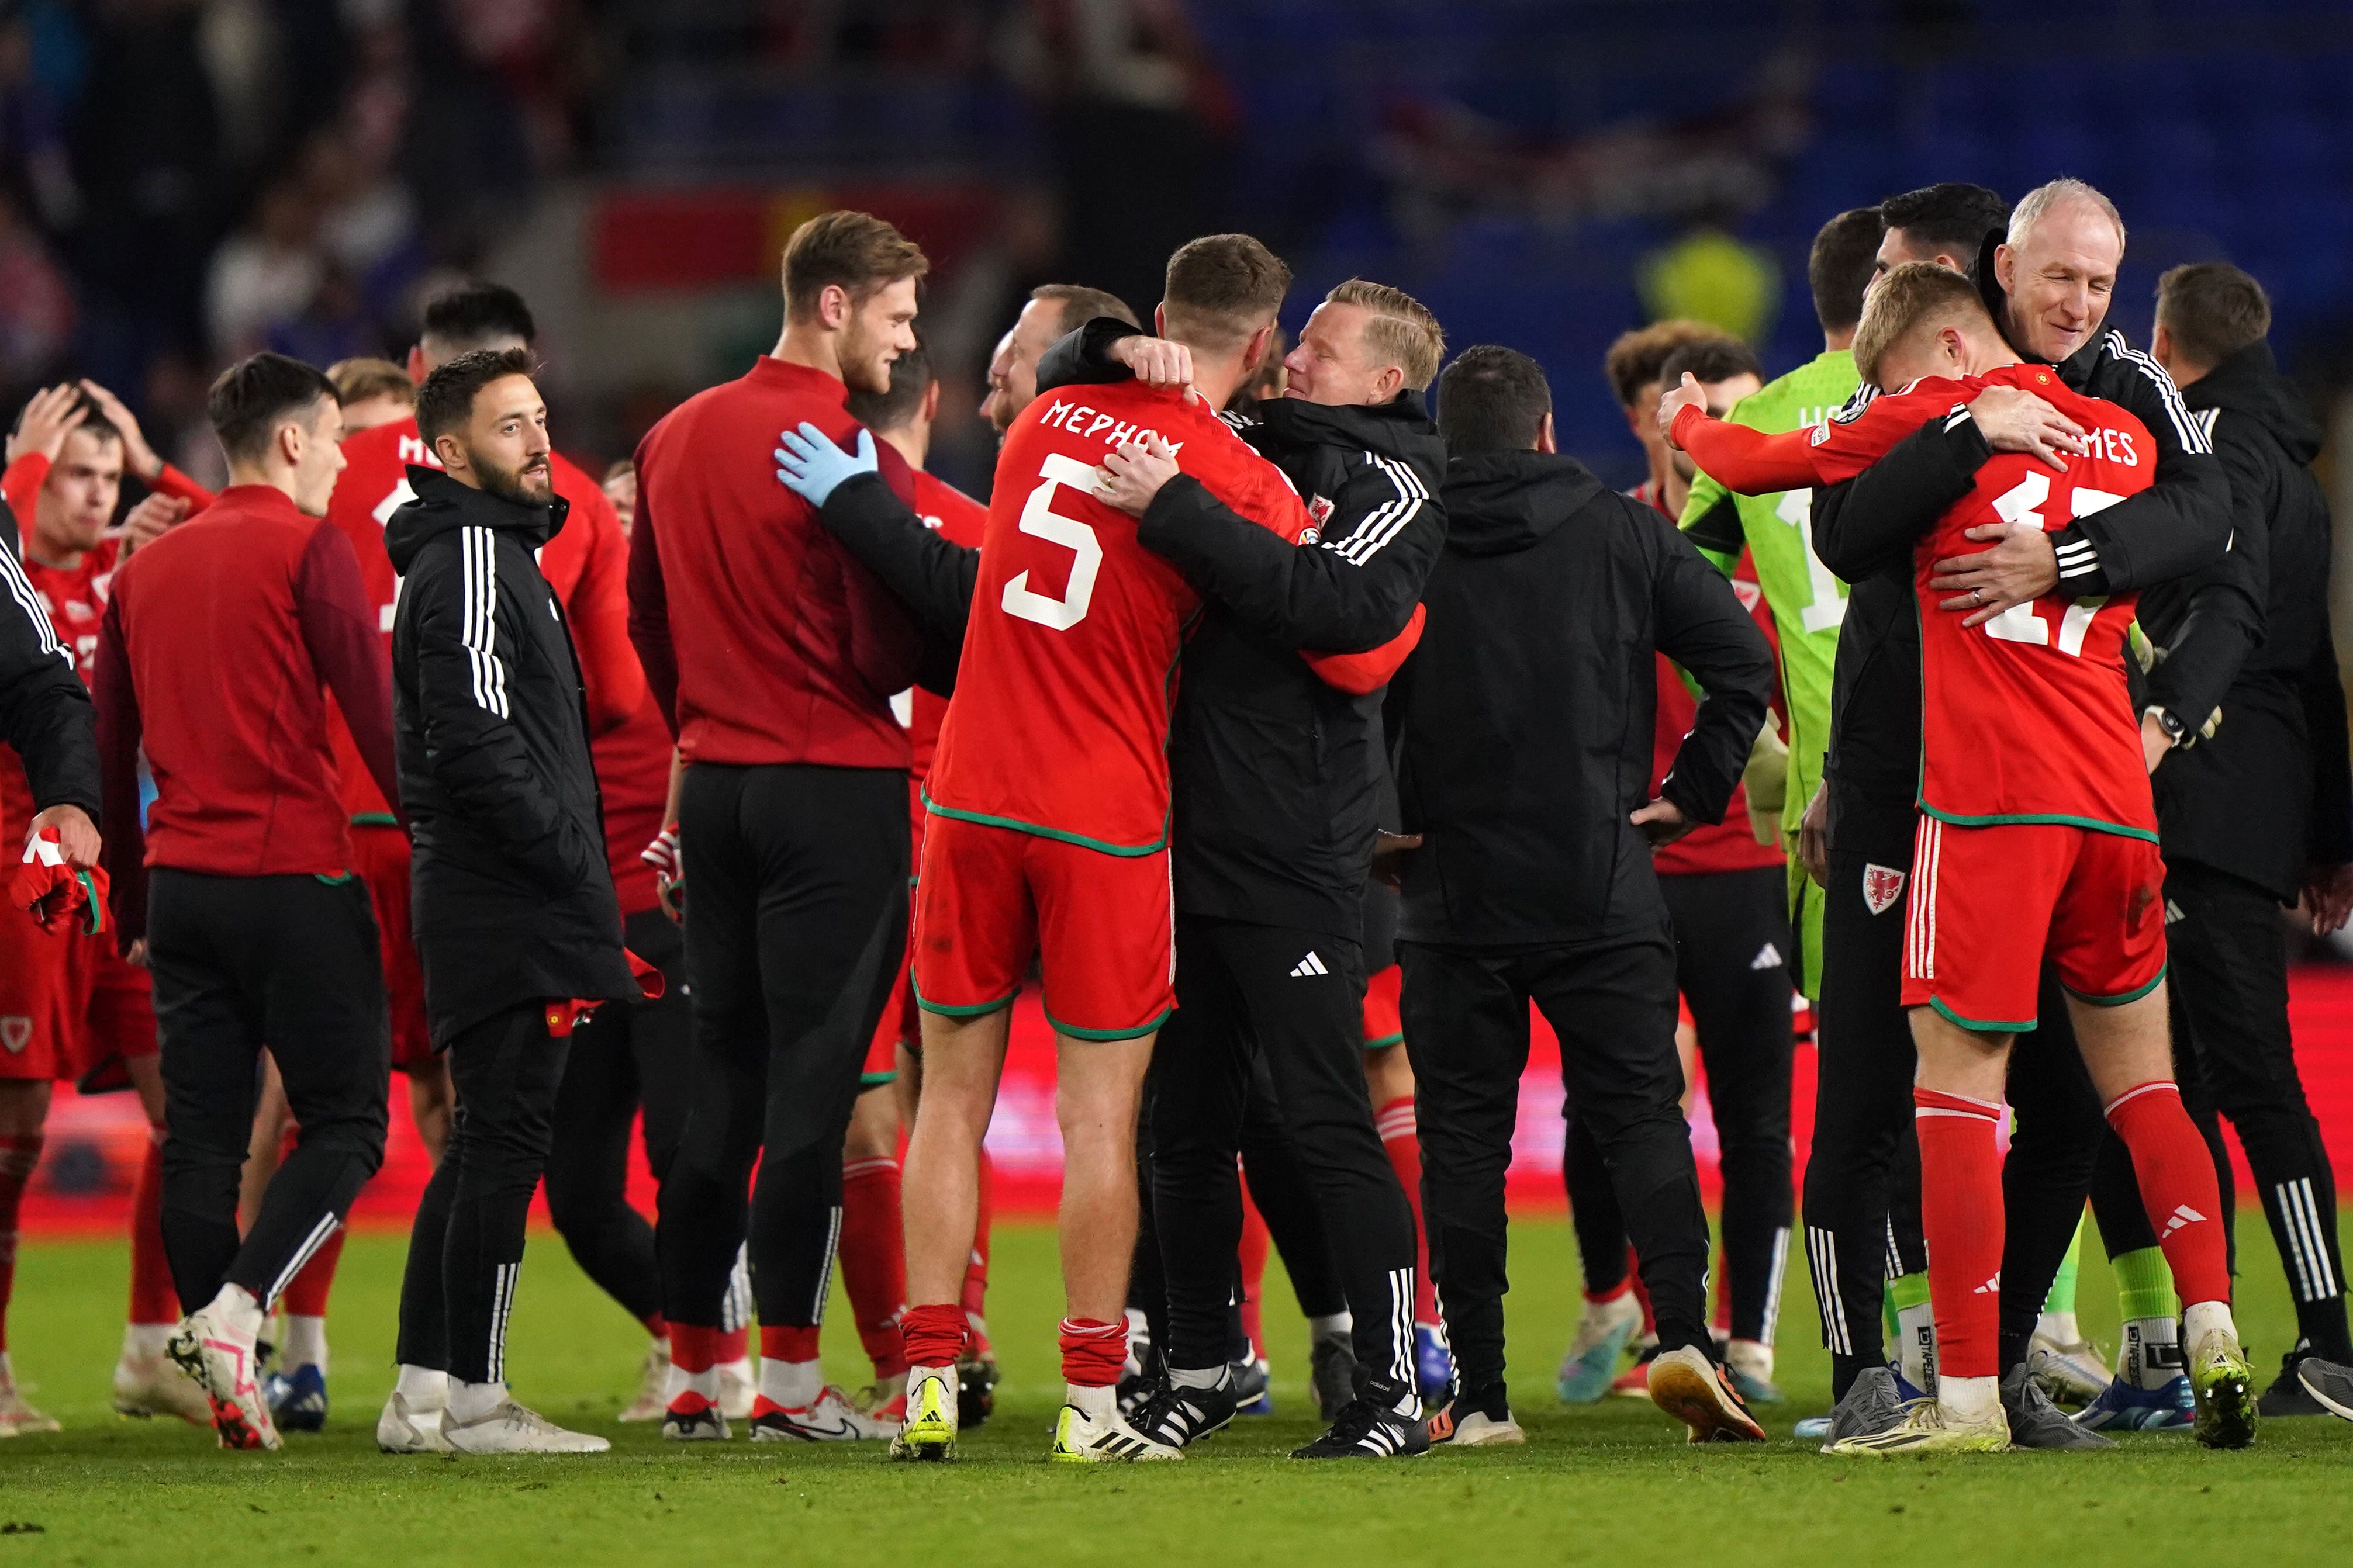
top-left (1389, 451), bottom-right (1773, 948)
top-left (813, 323), bottom-right (1446, 944)
top-left (0, 497), bottom-right (101, 826)
top-left (2143, 341), bottom-right (2353, 899)
top-left (386, 467), bottom-right (637, 1043)
top-left (1810, 246), bottom-right (2234, 861)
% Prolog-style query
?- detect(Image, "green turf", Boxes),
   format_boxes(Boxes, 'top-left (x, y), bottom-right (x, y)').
top-left (0, 1213), bottom-right (2348, 1566)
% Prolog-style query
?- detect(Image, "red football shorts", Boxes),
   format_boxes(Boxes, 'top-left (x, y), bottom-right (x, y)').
top-left (0, 897), bottom-right (74, 1081)
top-left (63, 925), bottom-right (157, 1088)
top-left (1362, 963), bottom-right (1404, 1051)
top-left (1902, 817), bottom-right (2167, 1032)
top-left (351, 825), bottom-right (434, 1073)
top-left (912, 814), bottom-right (1173, 1041)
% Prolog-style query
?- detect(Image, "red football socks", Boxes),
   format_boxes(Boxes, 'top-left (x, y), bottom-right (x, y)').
top-left (841, 1154), bottom-right (908, 1379)
top-left (1059, 1317), bottom-right (1127, 1389)
top-left (1376, 1095), bottom-right (1438, 1324)
top-left (901, 1302), bottom-right (968, 1370)
top-left (959, 1151), bottom-right (993, 1335)
top-left (127, 1133), bottom-right (176, 1326)
top-left (2106, 1079), bottom-right (2231, 1307)
top-left (1913, 1087), bottom-right (2006, 1379)
top-left (0, 1134), bottom-right (40, 1352)
top-left (671, 1321), bottom-right (721, 1375)
top-left (760, 1324), bottom-right (821, 1363)
top-left (280, 1226), bottom-right (345, 1318)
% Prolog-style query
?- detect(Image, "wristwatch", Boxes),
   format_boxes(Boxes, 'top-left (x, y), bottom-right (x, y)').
top-left (2144, 705), bottom-right (2186, 745)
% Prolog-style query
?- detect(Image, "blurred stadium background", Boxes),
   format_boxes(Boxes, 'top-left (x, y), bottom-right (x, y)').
top-left (9, 0), bottom-right (2353, 1222)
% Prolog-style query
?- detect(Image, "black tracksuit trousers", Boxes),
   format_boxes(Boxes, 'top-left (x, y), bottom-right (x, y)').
top-left (1402, 926), bottom-right (1711, 1413)
top-left (396, 999), bottom-right (569, 1384)
top-left (1564, 866), bottom-right (1795, 1344)
top-left (2149, 861), bottom-right (2348, 1359)
top-left (148, 870), bottom-right (389, 1316)
top-left (656, 763), bottom-right (906, 1334)
top-left (544, 908), bottom-right (694, 1328)
top-left (1149, 918), bottom-right (1416, 1403)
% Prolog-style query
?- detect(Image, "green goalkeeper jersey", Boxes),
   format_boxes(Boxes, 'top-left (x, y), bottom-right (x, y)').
top-left (1679, 347), bottom-right (1860, 996)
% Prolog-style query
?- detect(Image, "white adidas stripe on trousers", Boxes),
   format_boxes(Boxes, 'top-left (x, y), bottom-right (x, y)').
top-left (2276, 1177), bottom-right (2341, 1303)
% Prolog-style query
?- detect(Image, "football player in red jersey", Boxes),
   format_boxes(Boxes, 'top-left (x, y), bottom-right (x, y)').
top-left (0, 384), bottom-right (209, 1433)
top-left (866, 234), bottom-right (1311, 1463)
top-left (1676, 261), bottom-right (2252, 1453)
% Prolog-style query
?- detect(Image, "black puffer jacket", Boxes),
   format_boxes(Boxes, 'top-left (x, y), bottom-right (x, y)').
top-left (0, 496), bottom-right (101, 824)
top-left (2145, 342), bottom-right (2352, 898)
top-left (386, 467), bottom-right (637, 1043)
top-left (1391, 451), bottom-right (1772, 948)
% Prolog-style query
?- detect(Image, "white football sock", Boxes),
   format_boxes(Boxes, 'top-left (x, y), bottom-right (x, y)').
top-left (1169, 1363), bottom-right (1229, 1391)
top-left (759, 1356), bottom-right (823, 1411)
top-left (446, 1377), bottom-right (507, 1423)
top-left (666, 1359), bottom-right (721, 1406)
top-left (394, 1364), bottom-right (449, 1407)
top-left (2034, 1309), bottom-right (2081, 1346)
top-left (1939, 1373), bottom-right (1999, 1424)
top-left (2183, 1299), bottom-right (2237, 1349)
top-left (2122, 1316), bottom-right (2182, 1389)
top-left (282, 1314), bottom-right (329, 1374)
top-left (1895, 1300), bottom-right (1939, 1390)
top-left (206, 1283), bottom-right (263, 1344)
top-left (1065, 1382), bottom-right (1117, 1422)
top-left (123, 1323), bottom-right (172, 1360)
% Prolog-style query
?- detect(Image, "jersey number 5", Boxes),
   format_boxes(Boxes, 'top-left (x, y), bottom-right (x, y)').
top-left (1001, 453), bottom-right (1104, 631)
top-left (1979, 472), bottom-right (2123, 656)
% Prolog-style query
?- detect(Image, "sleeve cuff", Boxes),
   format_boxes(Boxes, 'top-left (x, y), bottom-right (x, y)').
top-left (2050, 524), bottom-right (2114, 596)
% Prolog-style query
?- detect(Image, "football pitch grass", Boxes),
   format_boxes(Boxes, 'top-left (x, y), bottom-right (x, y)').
top-left (1, 1217), bottom-right (2348, 1566)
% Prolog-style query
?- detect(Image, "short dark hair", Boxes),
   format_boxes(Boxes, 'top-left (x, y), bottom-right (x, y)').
top-left (207, 352), bottom-right (339, 463)
top-left (1875, 182), bottom-right (2008, 272)
top-left (1436, 345), bottom-right (1552, 456)
top-left (1658, 337), bottom-right (1764, 391)
top-left (782, 210), bottom-right (930, 323)
top-left (420, 282), bottom-right (537, 351)
top-left (1162, 234), bottom-right (1291, 354)
top-left (1809, 207), bottom-right (1885, 335)
top-left (1602, 320), bottom-right (1732, 409)
top-left (1031, 283), bottom-right (1139, 337)
top-left (2155, 262), bottom-right (2271, 372)
top-left (845, 336), bottom-right (934, 434)
top-left (57, 393), bottom-right (120, 448)
top-left (416, 347), bottom-right (537, 451)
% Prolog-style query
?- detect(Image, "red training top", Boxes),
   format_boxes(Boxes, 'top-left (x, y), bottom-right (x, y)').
top-left (925, 380), bottom-right (1312, 856)
top-left (628, 355), bottom-right (925, 768)
top-left (92, 485), bottom-right (402, 937)
top-left (1809, 365), bottom-right (2157, 836)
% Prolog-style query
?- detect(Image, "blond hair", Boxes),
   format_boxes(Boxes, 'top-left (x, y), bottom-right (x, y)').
top-left (326, 356), bottom-right (415, 410)
top-left (1324, 279), bottom-right (1446, 392)
top-left (1851, 262), bottom-right (1992, 387)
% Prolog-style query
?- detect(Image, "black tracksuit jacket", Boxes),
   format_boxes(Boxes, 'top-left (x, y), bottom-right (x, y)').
top-left (386, 468), bottom-right (637, 1043)
top-left (813, 326), bottom-right (1446, 942)
top-left (2141, 341), bottom-right (2353, 899)
top-left (1389, 451), bottom-right (1774, 949)
top-left (1812, 245), bottom-right (2235, 861)
top-left (0, 497), bottom-right (101, 823)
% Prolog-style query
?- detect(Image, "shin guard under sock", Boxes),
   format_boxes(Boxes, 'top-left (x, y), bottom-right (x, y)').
top-left (840, 1154), bottom-right (908, 1380)
top-left (1913, 1088), bottom-right (2005, 1380)
top-left (2105, 1081), bottom-right (2230, 1308)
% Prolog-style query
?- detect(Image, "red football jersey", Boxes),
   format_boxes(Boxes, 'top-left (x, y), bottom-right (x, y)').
top-left (1, 538), bottom-right (119, 842)
top-left (1811, 365), bottom-right (2157, 836)
top-left (925, 383), bottom-right (1311, 854)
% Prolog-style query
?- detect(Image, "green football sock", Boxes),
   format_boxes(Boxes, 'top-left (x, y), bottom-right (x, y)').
top-left (2043, 1217), bottom-right (2084, 1316)
top-left (2113, 1245), bottom-right (2181, 1323)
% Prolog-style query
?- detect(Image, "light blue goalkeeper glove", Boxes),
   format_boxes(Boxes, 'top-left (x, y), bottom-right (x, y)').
top-left (774, 422), bottom-right (877, 507)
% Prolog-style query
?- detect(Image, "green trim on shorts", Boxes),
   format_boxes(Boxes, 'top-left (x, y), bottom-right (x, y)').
top-left (1919, 805), bottom-right (2159, 843)
top-left (1926, 996), bottom-right (2037, 1036)
top-left (2064, 964), bottom-right (2167, 1009)
top-left (920, 788), bottom-right (1167, 858)
top-left (860, 1069), bottom-right (900, 1088)
top-left (908, 975), bottom-right (1019, 1019)
top-left (313, 871), bottom-right (357, 885)
top-left (350, 811), bottom-right (400, 828)
top-left (1361, 1030), bottom-right (1405, 1053)
top-left (1044, 1004), bottom-right (1173, 1043)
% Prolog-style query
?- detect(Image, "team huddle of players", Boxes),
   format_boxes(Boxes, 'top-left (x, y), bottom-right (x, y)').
top-left (0, 166), bottom-right (2345, 1465)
